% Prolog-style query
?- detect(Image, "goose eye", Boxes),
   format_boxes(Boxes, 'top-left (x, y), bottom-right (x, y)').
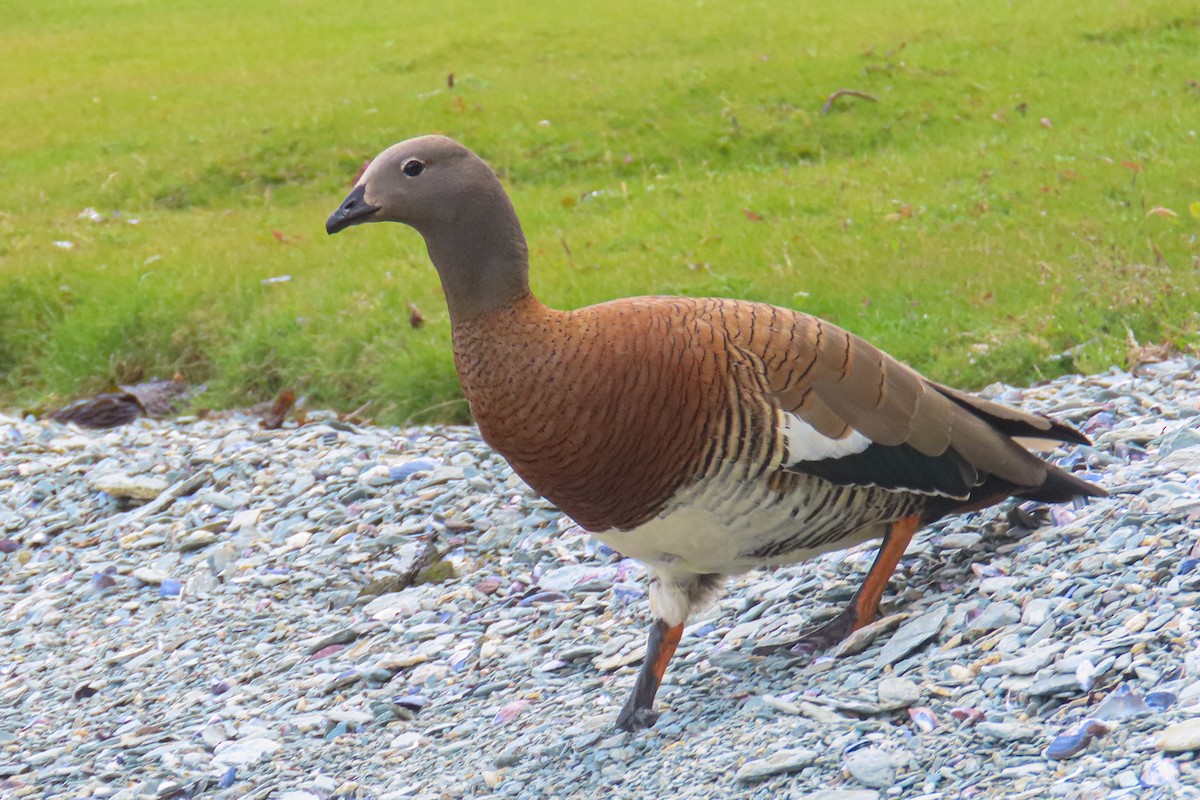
top-left (402, 159), bottom-right (425, 177)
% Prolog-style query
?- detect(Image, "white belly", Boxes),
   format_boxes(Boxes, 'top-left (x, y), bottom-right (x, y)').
top-left (592, 470), bottom-right (895, 577)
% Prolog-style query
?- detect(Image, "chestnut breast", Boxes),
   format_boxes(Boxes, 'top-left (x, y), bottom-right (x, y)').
top-left (451, 295), bottom-right (770, 531)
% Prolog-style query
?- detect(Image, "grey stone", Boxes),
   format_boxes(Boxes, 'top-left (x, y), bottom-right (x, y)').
top-left (967, 601), bottom-right (1021, 636)
top-left (843, 747), bottom-right (895, 789)
top-left (1026, 672), bottom-right (1082, 697)
top-left (735, 748), bottom-right (818, 782)
top-left (976, 722), bottom-right (1040, 742)
top-left (876, 677), bottom-right (920, 709)
top-left (878, 607), bottom-right (948, 665)
top-left (1158, 719), bottom-right (1200, 752)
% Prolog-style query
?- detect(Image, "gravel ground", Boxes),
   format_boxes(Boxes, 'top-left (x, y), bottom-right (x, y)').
top-left (3, 358), bottom-right (1200, 800)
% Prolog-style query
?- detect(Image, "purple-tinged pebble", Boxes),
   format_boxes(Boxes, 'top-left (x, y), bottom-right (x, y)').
top-left (1140, 756), bottom-right (1180, 787)
top-left (950, 707), bottom-right (986, 725)
top-left (1082, 411), bottom-right (1116, 434)
top-left (0, 539), bottom-right (18, 553)
top-left (74, 684), bottom-right (99, 700)
top-left (1056, 450), bottom-right (1085, 469)
top-left (612, 584), bottom-right (644, 601)
top-left (90, 572), bottom-right (118, 592)
top-left (1178, 558), bottom-right (1200, 576)
top-left (1093, 688), bottom-right (1150, 720)
top-left (1145, 691), bottom-right (1177, 712)
top-left (1050, 506), bottom-right (1079, 526)
top-left (212, 680), bottom-right (231, 696)
top-left (389, 459), bottom-right (438, 481)
top-left (475, 577), bottom-right (503, 595)
top-left (970, 563), bottom-right (1006, 578)
top-left (909, 706), bottom-right (938, 732)
top-left (493, 700), bottom-right (529, 725)
top-left (392, 695), bottom-right (428, 713)
top-left (517, 591), bottom-right (569, 607)
top-left (309, 645), bottom-right (344, 661)
top-left (159, 579), bottom-right (183, 598)
top-left (690, 622), bottom-right (718, 637)
top-left (217, 767), bottom-right (236, 789)
top-left (1046, 719), bottom-right (1108, 760)
top-left (615, 559), bottom-right (641, 581)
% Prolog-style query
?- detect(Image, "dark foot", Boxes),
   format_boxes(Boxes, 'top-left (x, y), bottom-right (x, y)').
top-left (753, 516), bottom-right (922, 657)
top-left (613, 618), bottom-right (683, 732)
top-left (614, 703), bottom-right (659, 732)
top-left (752, 605), bottom-right (857, 656)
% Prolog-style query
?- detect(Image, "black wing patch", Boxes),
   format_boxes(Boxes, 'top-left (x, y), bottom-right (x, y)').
top-left (788, 442), bottom-right (980, 499)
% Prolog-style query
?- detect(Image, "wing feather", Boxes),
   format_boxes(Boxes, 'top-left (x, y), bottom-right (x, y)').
top-left (721, 302), bottom-right (1087, 497)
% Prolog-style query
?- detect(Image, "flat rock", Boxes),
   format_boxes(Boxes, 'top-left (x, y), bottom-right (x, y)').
top-left (91, 473), bottom-right (169, 500)
top-left (878, 607), bottom-right (948, 665)
top-left (1159, 445), bottom-right (1200, 474)
top-left (843, 747), bottom-right (895, 789)
top-left (833, 613), bottom-right (909, 658)
top-left (976, 722), bottom-right (1039, 742)
top-left (877, 677), bottom-right (920, 709)
top-left (967, 601), bottom-right (1020, 636)
top-left (132, 567), bottom-right (167, 585)
top-left (792, 792), bottom-right (879, 800)
top-left (735, 748), bottom-right (818, 782)
top-left (1026, 672), bottom-right (1082, 697)
top-left (1157, 719), bottom-right (1200, 752)
top-left (211, 737), bottom-right (281, 768)
top-left (176, 529), bottom-right (219, 552)
top-left (980, 644), bottom-right (1060, 677)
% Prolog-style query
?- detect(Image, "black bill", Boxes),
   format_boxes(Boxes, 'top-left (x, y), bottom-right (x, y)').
top-left (326, 184), bottom-right (381, 234)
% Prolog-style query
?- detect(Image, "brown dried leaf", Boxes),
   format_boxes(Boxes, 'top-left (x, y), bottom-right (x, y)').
top-left (408, 302), bottom-right (425, 329)
top-left (259, 389), bottom-right (296, 430)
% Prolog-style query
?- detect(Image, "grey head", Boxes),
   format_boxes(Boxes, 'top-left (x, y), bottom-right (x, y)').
top-left (326, 135), bottom-right (531, 324)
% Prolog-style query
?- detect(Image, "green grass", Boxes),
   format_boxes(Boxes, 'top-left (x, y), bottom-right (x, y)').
top-left (2, 0), bottom-right (1198, 423)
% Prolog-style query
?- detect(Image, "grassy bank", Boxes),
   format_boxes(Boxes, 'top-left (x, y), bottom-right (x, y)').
top-left (1, 0), bottom-right (1198, 423)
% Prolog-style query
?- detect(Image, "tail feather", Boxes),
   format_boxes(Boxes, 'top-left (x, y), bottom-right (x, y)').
top-left (1020, 462), bottom-right (1108, 503)
top-left (935, 382), bottom-right (1092, 447)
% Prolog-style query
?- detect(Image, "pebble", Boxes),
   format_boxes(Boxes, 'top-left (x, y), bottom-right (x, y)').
top-left (843, 746), bottom-right (896, 789)
top-left (734, 748), bottom-right (818, 782)
top-left (878, 607), bottom-right (948, 665)
top-left (876, 677), bottom-right (920, 709)
top-left (131, 566), bottom-right (168, 585)
top-left (3, 357), bottom-right (1200, 799)
top-left (976, 722), bottom-right (1040, 742)
top-left (1045, 719), bottom-right (1109, 759)
top-left (211, 737), bottom-right (281, 768)
top-left (1156, 719), bottom-right (1200, 753)
top-left (966, 601), bottom-right (1020, 636)
top-left (90, 472), bottom-right (169, 500)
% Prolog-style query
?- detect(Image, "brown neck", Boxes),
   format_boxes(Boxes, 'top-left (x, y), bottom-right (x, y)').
top-left (421, 181), bottom-right (534, 326)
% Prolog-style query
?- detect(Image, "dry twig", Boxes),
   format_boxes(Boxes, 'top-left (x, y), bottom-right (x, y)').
top-left (821, 88), bottom-right (878, 115)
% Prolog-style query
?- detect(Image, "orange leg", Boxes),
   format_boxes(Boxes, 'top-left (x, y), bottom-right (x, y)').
top-left (754, 514), bottom-right (923, 655)
top-left (849, 514), bottom-right (922, 628)
top-left (614, 619), bottom-right (685, 731)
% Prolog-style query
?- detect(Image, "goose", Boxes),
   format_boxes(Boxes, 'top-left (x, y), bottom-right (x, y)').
top-left (326, 135), bottom-right (1105, 731)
